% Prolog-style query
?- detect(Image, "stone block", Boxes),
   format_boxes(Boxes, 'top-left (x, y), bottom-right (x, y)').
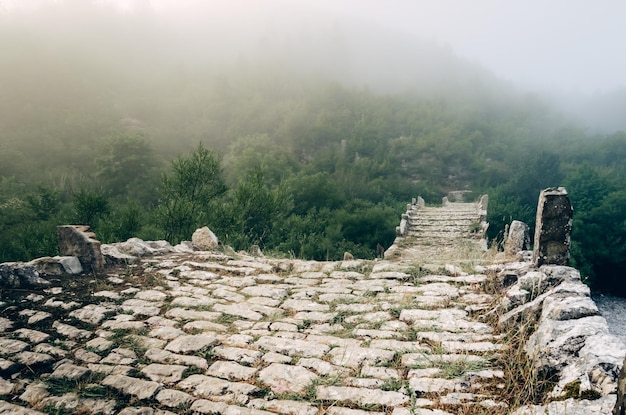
top-left (57, 225), bottom-right (104, 272)
top-left (532, 188), bottom-right (573, 266)
top-left (505, 220), bottom-right (529, 258)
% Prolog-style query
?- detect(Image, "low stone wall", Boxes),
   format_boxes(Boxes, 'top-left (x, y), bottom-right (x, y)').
top-left (494, 260), bottom-right (625, 399)
top-left (497, 187), bottom-right (626, 414)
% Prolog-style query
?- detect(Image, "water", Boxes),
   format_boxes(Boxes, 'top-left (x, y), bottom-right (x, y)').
top-left (592, 291), bottom-right (626, 345)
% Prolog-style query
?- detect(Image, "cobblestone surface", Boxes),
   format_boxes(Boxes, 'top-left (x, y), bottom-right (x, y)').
top-left (0, 201), bottom-right (508, 414)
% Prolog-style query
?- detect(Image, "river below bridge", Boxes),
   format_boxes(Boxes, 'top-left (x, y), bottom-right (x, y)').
top-left (593, 291), bottom-right (626, 346)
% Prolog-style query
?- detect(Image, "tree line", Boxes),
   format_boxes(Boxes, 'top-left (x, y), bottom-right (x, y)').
top-left (1, 66), bottom-right (625, 293)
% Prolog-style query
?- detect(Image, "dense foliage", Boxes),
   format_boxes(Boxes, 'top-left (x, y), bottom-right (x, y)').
top-left (1, 2), bottom-right (625, 293)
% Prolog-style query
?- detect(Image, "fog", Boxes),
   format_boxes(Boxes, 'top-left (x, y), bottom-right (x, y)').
top-left (2, 0), bottom-right (626, 132)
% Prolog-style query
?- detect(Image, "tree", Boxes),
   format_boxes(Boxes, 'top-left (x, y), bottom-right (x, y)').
top-left (225, 169), bottom-right (292, 250)
top-left (156, 143), bottom-right (226, 244)
top-left (95, 133), bottom-right (161, 205)
top-left (72, 188), bottom-right (110, 228)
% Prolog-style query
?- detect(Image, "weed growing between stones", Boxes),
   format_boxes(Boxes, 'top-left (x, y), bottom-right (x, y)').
top-left (329, 310), bottom-right (351, 325)
top-left (45, 372), bottom-right (107, 397)
top-left (216, 313), bottom-right (239, 325)
top-left (381, 378), bottom-right (405, 392)
top-left (493, 313), bottom-right (557, 409)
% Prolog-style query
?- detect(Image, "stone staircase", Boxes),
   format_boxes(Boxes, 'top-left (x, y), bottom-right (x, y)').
top-left (386, 197), bottom-right (488, 263)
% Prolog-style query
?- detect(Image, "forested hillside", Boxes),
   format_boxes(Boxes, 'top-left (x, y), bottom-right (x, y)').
top-left (1, 1), bottom-right (625, 293)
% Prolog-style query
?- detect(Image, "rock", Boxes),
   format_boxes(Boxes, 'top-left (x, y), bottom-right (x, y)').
top-left (101, 238), bottom-right (175, 264)
top-left (141, 364), bottom-right (188, 384)
top-left (57, 225), bottom-right (104, 271)
top-left (0, 262), bottom-right (50, 288)
top-left (0, 401), bottom-right (48, 414)
top-left (532, 188), bottom-right (573, 267)
top-left (192, 227), bottom-right (219, 250)
top-left (207, 361), bottom-right (257, 381)
top-left (29, 256), bottom-right (82, 276)
top-left (514, 394), bottom-right (616, 415)
top-left (102, 374), bottom-right (161, 400)
top-left (505, 220), bottom-right (530, 258)
top-left (316, 385), bottom-right (409, 407)
top-left (248, 399), bottom-right (318, 415)
top-left (258, 363), bottom-right (318, 394)
top-left (164, 333), bottom-right (220, 354)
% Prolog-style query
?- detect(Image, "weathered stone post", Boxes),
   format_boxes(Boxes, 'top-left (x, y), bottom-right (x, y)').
top-left (531, 187), bottom-right (573, 267)
top-left (505, 220), bottom-right (530, 258)
top-left (57, 225), bottom-right (104, 272)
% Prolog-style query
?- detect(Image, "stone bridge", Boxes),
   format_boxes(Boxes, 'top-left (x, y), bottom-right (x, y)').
top-left (0, 189), bottom-right (623, 415)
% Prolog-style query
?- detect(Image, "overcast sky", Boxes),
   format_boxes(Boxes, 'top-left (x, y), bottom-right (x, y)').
top-left (310, 0), bottom-right (626, 94)
top-left (3, 0), bottom-right (625, 94)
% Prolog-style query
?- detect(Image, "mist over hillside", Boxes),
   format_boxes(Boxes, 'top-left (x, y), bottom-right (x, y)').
top-left (1, 1), bottom-right (625, 293)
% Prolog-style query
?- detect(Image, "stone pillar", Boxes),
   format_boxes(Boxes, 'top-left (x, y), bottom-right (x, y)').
top-left (397, 214), bottom-right (408, 236)
top-left (57, 225), bottom-right (104, 272)
top-left (479, 194), bottom-right (488, 212)
top-left (442, 196), bottom-right (449, 206)
top-left (532, 188), bottom-right (573, 267)
top-left (505, 220), bottom-right (530, 258)
top-left (417, 196), bottom-right (425, 208)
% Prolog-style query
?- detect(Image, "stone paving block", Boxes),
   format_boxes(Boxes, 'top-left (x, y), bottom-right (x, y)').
top-left (369, 339), bottom-right (429, 353)
top-left (135, 289), bottom-right (168, 301)
top-left (316, 385), bottom-right (409, 406)
top-left (165, 308), bottom-right (221, 321)
top-left (241, 285), bottom-right (288, 299)
top-left (409, 377), bottom-right (463, 393)
top-left (328, 347), bottom-right (396, 368)
top-left (14, 352), bottom-right (54, 366)
top-left (164, 333), bottom-right (219, 354)
top-left (13, 328), bottom-right (50, 344)
top-left (255, 336), bottom-right (330, 357)
top-left (169, 296), bottom-right (216, 308)
top-left (74, 348), bottom-right (102, 363)
top-left (213, 303), bottom-right (264, 320)
top-left (326, 408), bottom-right (385, 415)
top-left (149, 326), bottom-right (185, 340)
top-left (183, 320), bottom-right (228, 332)
top-left (0, 401), bottom-right (47, 414)
top-left (69, 304), bottom-right (115, 324)
top-left (178, 374), bottom-right (258, 399)
top-left (258, 363), bottom-right (318, 394)
top-left (213, 346), bottom-right (262, 365)
top-left (144, 347), bottom-right (209, 369)
top-left (141, 363), bottom-right (187, 384)
top-left (207, 360), bottom-right (257, 381)
top-left (100, 347), bottom-right (137, 365)
top-left (118, 408), bottom-right (177, 415)
top-left (248, 398), bottom-right (318, 415)
top-left (102, 374), bottom-right (161, 400)
top-left (49, 362), bottom-right (90, 380)
top-left (84, 336), bottom-right (114, 352)
top-left (154, 388), bottom-right (195, 408)
top-left (392, 408), bottom-right (454, 415)
top-left (0, 378), bottom-right (14, 395)
top-left (297, 357), bottom-right (347, 376)
top-left (121, 299), bottom-right (162, 316)
top-left (0, 338), bottom-right (30, 355)
top-left (87, 363), bottom-right (133, 376)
